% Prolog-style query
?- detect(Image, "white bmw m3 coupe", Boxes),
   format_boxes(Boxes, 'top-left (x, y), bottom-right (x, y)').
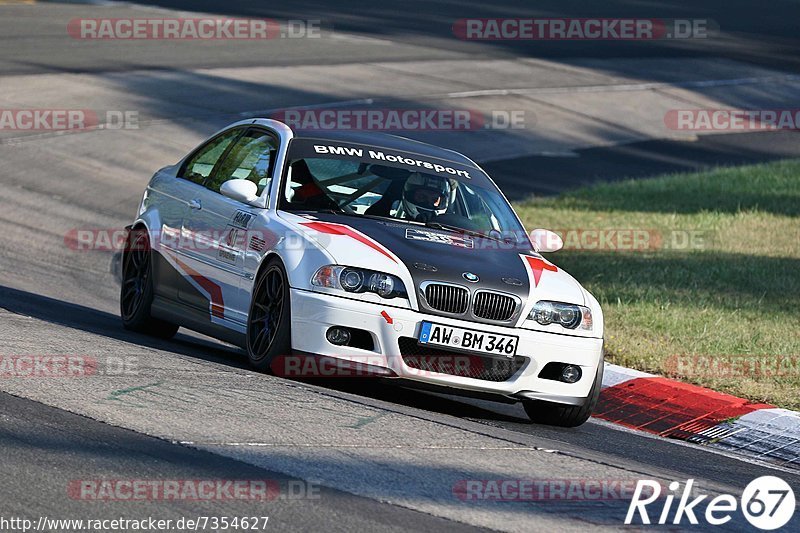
top-left (121, 118), bottom-right (604, 426)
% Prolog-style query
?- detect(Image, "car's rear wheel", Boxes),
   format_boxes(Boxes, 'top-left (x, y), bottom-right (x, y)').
top-left (523, 362), bottom-right (604, 427)
top-left (120, 227), bottom-right (179, 339)
top-left (246, 257), bottom-right (291, 372)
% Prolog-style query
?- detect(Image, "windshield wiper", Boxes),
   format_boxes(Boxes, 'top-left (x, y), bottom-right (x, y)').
top-left (314, 210), bottom-right (507, 242)
top-left (315, 209), bottom-right (414, 225)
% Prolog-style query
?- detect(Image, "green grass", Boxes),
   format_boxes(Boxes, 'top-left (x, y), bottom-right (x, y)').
top-left (513, 160), bottom-right (800, 409)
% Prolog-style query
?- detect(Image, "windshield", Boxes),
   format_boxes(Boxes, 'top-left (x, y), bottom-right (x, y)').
top-left (280, 140), bottom-right (526, 238)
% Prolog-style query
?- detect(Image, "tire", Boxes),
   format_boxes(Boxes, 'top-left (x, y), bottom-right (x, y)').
top-left (523, 361), bottom-right (604, 427)
top-left (246, 257), bottom-right (292, 372)
top-left (120, 227), bottom-right (179, 339)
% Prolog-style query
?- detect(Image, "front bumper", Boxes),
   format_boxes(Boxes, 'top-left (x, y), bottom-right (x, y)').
top-left (289, 289), bottom-right (604, 404)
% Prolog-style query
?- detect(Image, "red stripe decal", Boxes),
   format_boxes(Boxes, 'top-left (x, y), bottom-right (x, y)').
top-left (172, 255), bottom-right (225, 319)
top-left (522, 255), bottom-right (558, 287)
top-left (301, 221), bottom-right (397, 263)
top-left (595, 377), bottom-right (773, 439)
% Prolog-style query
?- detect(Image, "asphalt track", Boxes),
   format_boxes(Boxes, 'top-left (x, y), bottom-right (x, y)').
top-left (1, 1), bottom-right (799, 531)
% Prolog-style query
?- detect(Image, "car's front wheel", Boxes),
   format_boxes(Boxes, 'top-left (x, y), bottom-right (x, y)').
top-left (523, 362), bottom-right (604, 427)
top-left (120, 227), bottom-right (179, 339)
top-left (246, 257), bottom-right (292, 372)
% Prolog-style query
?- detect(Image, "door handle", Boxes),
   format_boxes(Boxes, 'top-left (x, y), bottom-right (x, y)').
top-left (188, 199), bottom-right (202, 210)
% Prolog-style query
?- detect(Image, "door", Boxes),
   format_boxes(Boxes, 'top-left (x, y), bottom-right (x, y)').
top-left (155, 126), bottom-right (244, 302)
top-left (178, 128), bottom-right (278, 330)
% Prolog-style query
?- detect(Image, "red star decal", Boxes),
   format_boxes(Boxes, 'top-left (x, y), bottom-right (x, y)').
top-left (300, 221), bottom-right (397, 263)
top-left (522, 255), bottom-right (558, 287)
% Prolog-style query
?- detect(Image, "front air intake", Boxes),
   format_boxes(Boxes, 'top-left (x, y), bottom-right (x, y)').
top-left (473, 291), bottom-right (518, 321)
top-left (423, 283), bottom-right (469, 314)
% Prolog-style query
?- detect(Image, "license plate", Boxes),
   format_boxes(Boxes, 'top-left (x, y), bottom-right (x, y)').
top-left (418, 322), bottom-right (519, 357)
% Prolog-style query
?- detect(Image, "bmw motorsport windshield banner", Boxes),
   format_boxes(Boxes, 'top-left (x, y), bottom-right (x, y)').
top-left (286, 138), bottom-right (487, 182)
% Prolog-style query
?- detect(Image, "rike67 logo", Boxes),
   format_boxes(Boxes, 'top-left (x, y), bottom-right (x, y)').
top-left (626, 477), bottom-right (796, 530)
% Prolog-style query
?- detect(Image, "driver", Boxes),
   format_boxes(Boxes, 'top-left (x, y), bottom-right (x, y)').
top-left (401, 173), bottom-right (455, 222)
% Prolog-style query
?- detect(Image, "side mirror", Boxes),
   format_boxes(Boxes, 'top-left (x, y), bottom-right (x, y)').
top-left (220, 179), bottom-right (259, 205)
top-left (530, 228), bottom-right (563, 253)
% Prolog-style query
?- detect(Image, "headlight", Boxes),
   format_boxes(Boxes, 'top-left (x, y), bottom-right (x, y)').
top-left (528, 300), bottom-right (593, 330)
top-left (312, 265), bottom-right (407, 300)
top-left (341, 268), bottom-right (364, 291)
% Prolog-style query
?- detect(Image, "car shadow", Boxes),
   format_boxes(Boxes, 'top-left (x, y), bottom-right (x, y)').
top-left (0, 285), bottom-right (248, 371)
top-left (0, 284), bottom-right (525, 423)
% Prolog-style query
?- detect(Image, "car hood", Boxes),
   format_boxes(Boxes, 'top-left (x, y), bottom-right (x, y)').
top-left (286, 211), bottom-right (587, 311)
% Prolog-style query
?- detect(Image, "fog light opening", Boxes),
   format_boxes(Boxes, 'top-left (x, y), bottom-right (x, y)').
top-left (326, 327), bottom-right (351, 346)
top-left (560, 365), bottom-right (582, 384)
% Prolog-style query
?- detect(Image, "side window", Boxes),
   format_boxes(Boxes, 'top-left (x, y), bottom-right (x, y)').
top-left (206, 129), bottom-right (277, 196)
top-left (180, 129), bottom-right (242, 185)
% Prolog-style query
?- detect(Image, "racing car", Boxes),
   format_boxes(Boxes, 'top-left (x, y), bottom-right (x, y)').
top-left (120, 119), bottom-right (604, 426)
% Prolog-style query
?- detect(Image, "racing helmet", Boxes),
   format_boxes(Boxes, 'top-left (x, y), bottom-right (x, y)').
top-left (402, 173), bottom-right (452, 221)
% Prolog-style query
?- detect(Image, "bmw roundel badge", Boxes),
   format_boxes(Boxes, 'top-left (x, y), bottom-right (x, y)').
top-left (462, 272), bottom-right (479, 283)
